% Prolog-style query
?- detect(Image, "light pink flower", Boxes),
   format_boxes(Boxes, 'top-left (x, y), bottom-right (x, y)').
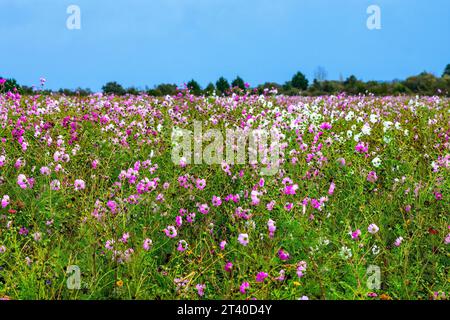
top-left (238, 233), bottom-right (249, 246)
top-left (74, 179), bottom-right (86, 191)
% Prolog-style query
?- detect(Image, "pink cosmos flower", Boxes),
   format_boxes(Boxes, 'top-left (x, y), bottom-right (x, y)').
top-left (259, 178), bottom-right (265, 187)
top-left (198, 203), bottom-right (209, 215)
top-left (278, 249), bottom-right (290, 261)
top-left (337, 157), bottom-right (346, 166)
top-left (163, 226), bottom-right (177, 238)
top-left (74, 179), bottom-right (86, 191)
top-left (328, 181), bottom-right (335, 195)
top-left (368, 224), bottom-right (379, 234)
top-left (176, 215), bottom-right (182, 227)
top-left (445, 234), bottom-right (450, 245)
top-left (105, 239), bottom-right (115, 250)
top-left (119, 232), bottom-right (130, 243)
top-left (177, 240), bottom-right (188, 251)
top-left (33, 232), bottom-right (42, 242)
top-left (40, 166), bottom-right (51, 175)
top-left (50, 179), bottom-right (61, 191)
top-left (92, 159), bottom-right (99, 169)
top-left (220, 240), bottom-right (227, 250)
top-left (297, 261), bottom-right (307, 278)
top-left (14, 158), bottom-right (25, 169)
top-left (19, 227), bottom-right (29, 236)
top-left (107, 200), bottom-right (118, 213)
top-left (366, 171), bottom-right (378, 183)
top-left (266, 200), bottom-right (275, 211)
top-left (238, 233), bottom-right (249, 246)
top-left (196, 178), bottom-right (206, 190)
top-left (212, 195), bottom-right (222, 206)
top-left (195, 284), bottom-right (206, 297)
top-left (394, 236), bottom-right (403, 247)
top-left (1, 195), bottom-right (10, 208)
top-left (250, 190), bottom-right (260, 206)
top-left (283, 184), bottom-right (298, 195)
top-left (268, 219), bottom-right (276, 238)
top-left (276, 270), bottom-right (286, 281)
top-left (179, 157), bottom-right (187, 167)
top-left (17, 174), bottom-right (28, 189)
top-left (143, 238), bottom-right (153, 251)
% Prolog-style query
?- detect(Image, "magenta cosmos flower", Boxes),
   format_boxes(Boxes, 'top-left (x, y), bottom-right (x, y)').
top-left (240, 282), bottom-right (250, 294)
top-left (224, 261), bottom-right (233, 272)
top-left (351, 229), bottom-right (361, 240)
top-left (278, 249), bottom-right (290, 261)
top-left (255, 272), bottom-right (268, 282)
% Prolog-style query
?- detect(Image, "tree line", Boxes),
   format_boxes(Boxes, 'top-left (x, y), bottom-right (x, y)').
top-left (2, 64), bottom-right (450, 97)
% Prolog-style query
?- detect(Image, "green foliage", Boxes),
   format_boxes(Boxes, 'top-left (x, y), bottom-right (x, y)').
top-left (147, 83), bottom-right (178, 96)
top-left (102, 81), bottom-right (126, 95)
top-left (215, 77), bottom-right (230, 95)
top-left (291, 71), bottom-right (309, 90)
top-left (443, 64), bottom-right (450, 77)
top-left (0, 77), bottom-right (20, 93)
top-left (231, 76), bottom-right (245, 90)
top-left (204, 82), bottom-right (216, 95)
top-left (187, 79), bottom-right (202, 96)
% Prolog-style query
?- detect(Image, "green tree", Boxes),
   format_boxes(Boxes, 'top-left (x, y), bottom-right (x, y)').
top-left (126, 87), bottom-right (140, 95)
top-left (231, 76), bottom-right (245, 90)
top-left (187, 79), bottom-right (202, 96)
top-left (443, 64), bottom-right (450, 77)
top-left (291, 71), bottom-right (309, 90)
top-left (153, 83), bottom-right (177, 96)
top-left (102, 81), bottom-right (126, 95)
top-left (257, 82), bottom-right (282, 95)
top-left (215, 77), bottom-right (230, 95)
top-left (403, 72), bottom-right (438, 95)
top-left (0, 77), bottom-right (20, 92)
top-left (204, 82), bottom-right (215, 95)
top-left (344, 75), bottom-right (366, 94)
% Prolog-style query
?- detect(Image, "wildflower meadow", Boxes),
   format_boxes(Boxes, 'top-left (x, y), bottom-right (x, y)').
top-left (0, 88), bottom-right (448, 300)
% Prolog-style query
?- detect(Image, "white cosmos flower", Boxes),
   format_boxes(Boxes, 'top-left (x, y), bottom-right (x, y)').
top-left (372, 157), bottom-right (382, 168)
top-left (361, 123), bottom-right (372, 135)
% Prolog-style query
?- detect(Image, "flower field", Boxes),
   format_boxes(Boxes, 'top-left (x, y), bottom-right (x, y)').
top-left (0, 91), bottom-right (448, 300)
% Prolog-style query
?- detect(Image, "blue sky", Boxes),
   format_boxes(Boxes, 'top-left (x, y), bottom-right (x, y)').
top-left (1, 0), bottom-right (449, 91)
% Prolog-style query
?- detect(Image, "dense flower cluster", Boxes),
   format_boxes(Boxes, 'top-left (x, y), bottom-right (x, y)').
top-left (0, 90), bottom-right (448, 300)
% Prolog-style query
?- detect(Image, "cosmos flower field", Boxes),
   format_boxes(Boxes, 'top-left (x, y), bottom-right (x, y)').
top-left (0, 90), bottom-right (448, 300)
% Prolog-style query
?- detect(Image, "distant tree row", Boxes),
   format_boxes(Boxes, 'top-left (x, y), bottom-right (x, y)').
top-left (2, 64), bottom-right (450, 97)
